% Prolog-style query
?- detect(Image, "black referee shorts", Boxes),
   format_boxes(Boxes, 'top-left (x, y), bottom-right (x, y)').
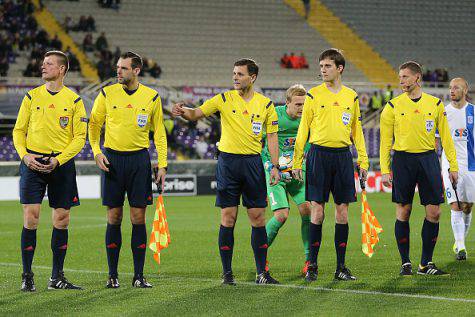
top-left (215, 152), bottom-right (267, 209)
top-left (305, 144), bottom-right (356, 204)
top-left (392, 150), bottom-right (444, 206)
top-left (19, 150), bottom-right (80, 209)
top-left (101, 148), bottom-right (153, 208)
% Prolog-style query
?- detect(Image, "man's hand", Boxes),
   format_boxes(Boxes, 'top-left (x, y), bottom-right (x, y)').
top-left (153, 166), bottom-right (167, 192)
top-left (292, 168), bottom-right (303, 182)
top-left (449, 170), bottom-right (458, 188)
top-left (382, 173), bottom-right (392, 187)
top-left (269, 167), bottom-right (280, 186)
top-left (171, 102), bottom-right (185, 118)
top-left (43, 157), bottom-right (59, 172)
top-left (359, 167), bottom-right (368, 183)
top-left (95, 153), bottom-right (110, 172)
top-left (23, 154), bottom-right (49, 172)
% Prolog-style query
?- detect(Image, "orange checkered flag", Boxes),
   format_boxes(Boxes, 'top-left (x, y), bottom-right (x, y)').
top-left (149, 173), bottom-right (171, 266)
top-left (357, 167), bottom-right (383, 257)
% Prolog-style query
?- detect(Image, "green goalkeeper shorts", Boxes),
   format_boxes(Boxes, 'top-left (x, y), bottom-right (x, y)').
top-left (264, 169), bottom-right (306, 211)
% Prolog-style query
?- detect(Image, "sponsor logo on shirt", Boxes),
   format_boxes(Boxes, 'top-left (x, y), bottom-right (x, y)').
top-left (453, 128), bottom-right (468, 141)
top-left (283, 137), bottom-right (296, 148)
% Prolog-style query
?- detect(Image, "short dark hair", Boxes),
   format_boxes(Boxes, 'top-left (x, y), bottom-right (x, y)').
top-left (399, 61), bottom-right (423, 76)
top-left (120, 51), bottom-right (143, 70)
top-left (44, 50), bottom-right (69, 74)
top-left (234, 58), bottom-right (259, 78)
top-left (318, 48), bottom-right (345, 71)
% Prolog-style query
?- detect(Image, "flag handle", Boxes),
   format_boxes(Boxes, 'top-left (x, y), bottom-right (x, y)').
top-left (153, 166), bottom-right (163, 195)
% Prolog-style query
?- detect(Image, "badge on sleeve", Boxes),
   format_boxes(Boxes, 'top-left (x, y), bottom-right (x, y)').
top-left (425, 119), bottom-right (434, 132)
top-left (137, 114), bottom-right (148, 128)
top-left (59, 116), bottom-right (69, 128)
top-left (342, 112), bottom-right (351, 126)
top-left (252, 121), bottom-right (262, 135)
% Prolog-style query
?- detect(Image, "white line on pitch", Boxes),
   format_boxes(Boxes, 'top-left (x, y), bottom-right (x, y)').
top-left (1, 262), bottom-right (474, 303)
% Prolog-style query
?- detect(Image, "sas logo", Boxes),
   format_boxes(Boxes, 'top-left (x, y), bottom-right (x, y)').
top-left (453, 128), bottom-right (468, 140)
top-left (283, 137), bottom-right (296, 148)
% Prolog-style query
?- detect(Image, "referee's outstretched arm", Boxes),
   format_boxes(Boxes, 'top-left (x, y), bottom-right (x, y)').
top-left (172, 102), bottom-right (205, 121)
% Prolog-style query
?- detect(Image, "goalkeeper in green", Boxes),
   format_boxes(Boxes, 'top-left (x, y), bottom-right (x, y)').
top-left (261, 84), bottom-right (311, 274)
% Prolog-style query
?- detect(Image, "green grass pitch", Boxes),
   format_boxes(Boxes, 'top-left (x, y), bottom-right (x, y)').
top-left (0, 193), bottom-right (474, 316)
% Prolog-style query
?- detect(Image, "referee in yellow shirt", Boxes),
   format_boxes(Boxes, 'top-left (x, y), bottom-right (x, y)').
top-left (292, 49), bottom-right (369, 282)
top-left (172, 59), bottom-right (281, 285)
top-left (13, 51), bottom-right (87, 291)
top-left (380, 61), bottom-right (458, 276)
top-left (89, 52), bottom-right (168, 288)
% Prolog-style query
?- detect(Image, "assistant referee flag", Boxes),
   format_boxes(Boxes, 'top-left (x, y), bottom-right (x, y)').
top-left (358, 170), bottom-right (383, 257)
top-left (149, 192), bottom-right (170, 265)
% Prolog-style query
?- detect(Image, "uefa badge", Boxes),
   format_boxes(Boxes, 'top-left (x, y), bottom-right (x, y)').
top-left (59, 116), bottom-right (69, 129)
top-left (342, 112), bottom-right (351, 126)
top-left (468, 116), bottom-right (474, 125)
top-left (252, 121), bottom-right (262, 135)
top-left (137, 114), bottom-right (148, 128)
top-left (425, 119), bottom-right (434, 132)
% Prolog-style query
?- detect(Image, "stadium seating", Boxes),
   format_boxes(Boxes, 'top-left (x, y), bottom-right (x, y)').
top-left (0, 136), bottom-right (178, 162)
top-left (0, 127), bottom-right (385, 162)
top-left (0, 0), bottom-right (83, 79)
top-left (45, 0), bottom-right (368, 87)
top-left (0, 135), bottom-right (18, 161)
top-left (320, 0), bottom-right (475, 83)
top-left (0, 117), bottom-right (221, 161)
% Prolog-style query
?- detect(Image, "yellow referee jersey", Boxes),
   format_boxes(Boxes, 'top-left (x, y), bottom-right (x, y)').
top-left (293, 83), bottom-right (369, 170)
top-left (379, 92), bottom-right (458, 174)
top-left (88, 83), bottom-right (168, 168)
top-left (199, 90), bottom-right (278, 155)
top-left (13, 85), bottom-right (87, 166)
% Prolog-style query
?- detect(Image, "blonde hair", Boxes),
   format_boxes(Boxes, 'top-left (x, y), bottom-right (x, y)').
top-left (286, 84), bottom-right (306, 103)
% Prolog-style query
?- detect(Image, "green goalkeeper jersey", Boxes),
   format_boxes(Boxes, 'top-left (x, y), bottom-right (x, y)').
top-left (261, 105), bottom-right (309, 170)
